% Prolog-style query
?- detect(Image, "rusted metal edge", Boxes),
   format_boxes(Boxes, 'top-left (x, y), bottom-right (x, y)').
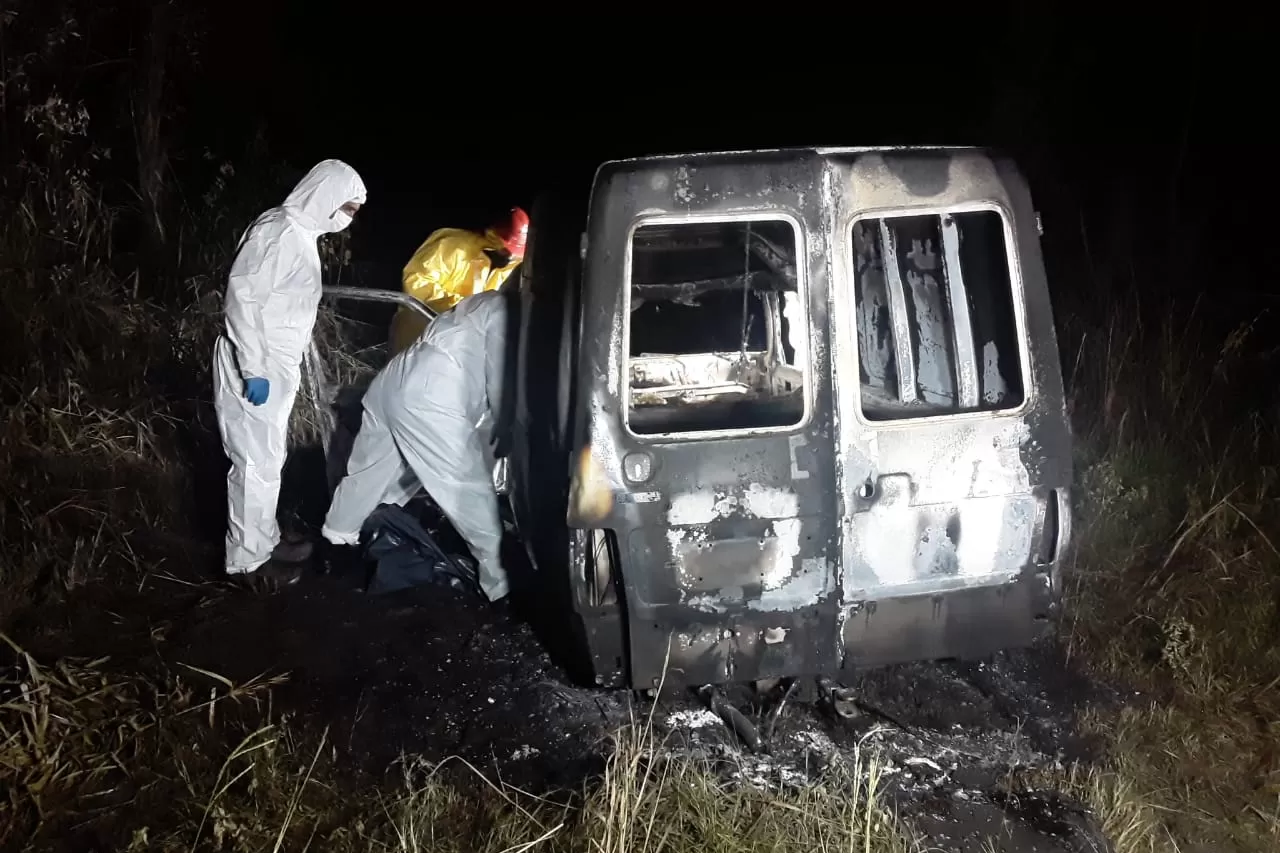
top-left (321, 285), bottom-right (437, 320)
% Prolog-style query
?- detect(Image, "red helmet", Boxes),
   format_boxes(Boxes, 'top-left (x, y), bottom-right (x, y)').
top-left (493, 206), bottom-right (530, 259)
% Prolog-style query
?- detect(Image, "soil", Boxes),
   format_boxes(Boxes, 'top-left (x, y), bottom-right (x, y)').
top-left (8, 467), bottom-right (1128, 853)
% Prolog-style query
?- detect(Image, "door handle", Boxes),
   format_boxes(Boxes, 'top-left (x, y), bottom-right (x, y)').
top-left (853, 473), bottom-right (911, 512)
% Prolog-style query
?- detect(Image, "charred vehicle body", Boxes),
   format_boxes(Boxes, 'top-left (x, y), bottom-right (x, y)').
top-left (508, 147), bottom-right (1073, 691)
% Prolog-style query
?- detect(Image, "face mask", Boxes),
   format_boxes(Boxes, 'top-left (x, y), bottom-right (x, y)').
top-left (328, 209), bottom-right (353, 233)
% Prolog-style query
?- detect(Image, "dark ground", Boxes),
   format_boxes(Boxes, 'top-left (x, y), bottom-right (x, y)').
top-left (7, 444), bottom-right (1126, 853)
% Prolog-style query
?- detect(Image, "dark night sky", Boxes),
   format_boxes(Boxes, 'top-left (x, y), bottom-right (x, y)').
top-left (197, 6), bottom-right (1272, 299)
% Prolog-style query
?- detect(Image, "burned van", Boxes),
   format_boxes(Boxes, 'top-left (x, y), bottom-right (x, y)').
top-left (508, 146), bottom-right (1072, 691)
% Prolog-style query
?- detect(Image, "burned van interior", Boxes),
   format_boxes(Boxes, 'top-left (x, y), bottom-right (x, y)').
top-left (626, 219), bottom-right (807, 435)
top-left (853, 209), bottom-right (1026, 420)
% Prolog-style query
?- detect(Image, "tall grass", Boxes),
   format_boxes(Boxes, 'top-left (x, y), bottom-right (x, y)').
top-left (0, 162), bottom-right (220, 621)
top-left (1053, 290), bottom-right (1280, 851)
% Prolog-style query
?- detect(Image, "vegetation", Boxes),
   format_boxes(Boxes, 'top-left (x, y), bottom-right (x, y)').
top-left (1045, 288), bottom-right (1280, 851)
top-left (0, 639), bottom-right (914, 851)
top-left (3, 3), bottom-right (1279, 852)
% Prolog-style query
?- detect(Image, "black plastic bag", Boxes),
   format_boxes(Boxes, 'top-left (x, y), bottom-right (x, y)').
top-left (360, 504), bottom-right (483, 598)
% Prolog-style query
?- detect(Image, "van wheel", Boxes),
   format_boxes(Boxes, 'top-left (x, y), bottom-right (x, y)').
top-left (588, 528), bottom-right (619, 608)
top-left (565, 527), bottom-right (628, 689)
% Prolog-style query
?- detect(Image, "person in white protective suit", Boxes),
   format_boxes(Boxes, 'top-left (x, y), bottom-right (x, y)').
top-left (213, 159), bottom-right (368, 585)
top-left (320, 288), bottom-right (512, 602)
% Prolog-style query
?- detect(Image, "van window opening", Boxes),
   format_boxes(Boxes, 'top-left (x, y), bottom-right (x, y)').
top-left (852, 209), bottom-right (1025, 421)
top-left (626, 219), bottom-right (807, 436)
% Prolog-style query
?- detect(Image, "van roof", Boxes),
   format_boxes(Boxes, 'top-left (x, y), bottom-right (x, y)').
top-left (599, 145), bottom-right (981, 169)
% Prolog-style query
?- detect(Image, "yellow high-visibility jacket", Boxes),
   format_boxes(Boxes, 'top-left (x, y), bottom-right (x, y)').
top-left (389, 227), bottom-right (522, 354)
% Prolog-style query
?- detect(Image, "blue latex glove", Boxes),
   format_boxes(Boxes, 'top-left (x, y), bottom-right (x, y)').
top-left (243, 377), bottom-right (270, 406)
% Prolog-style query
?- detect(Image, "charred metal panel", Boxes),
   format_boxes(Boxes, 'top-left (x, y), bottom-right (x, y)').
top-left (877, 220), bottom-right (919, 405)
top-left (840, 572), bottom-right (1054, 670)
top-left (574, 152), bottom-right (841, 690)
top-left (940, 215), bottom-right (980, 408)
top-left (564, 146), bottom-right (1072, 689)
top-left (824, 150), bottom-right (1072, 668)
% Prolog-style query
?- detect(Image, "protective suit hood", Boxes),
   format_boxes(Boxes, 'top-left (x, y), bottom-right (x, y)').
top-left (283, 159), bottom-right (367, 235)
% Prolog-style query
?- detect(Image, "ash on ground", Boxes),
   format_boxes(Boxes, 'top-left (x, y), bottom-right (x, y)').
top-left (653, 646), bottom-right (1119, 853)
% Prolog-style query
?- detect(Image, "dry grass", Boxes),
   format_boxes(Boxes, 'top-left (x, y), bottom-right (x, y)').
top-left (1055, 293), bottom-right (1280, 852)
top-left (293, 304), bottom-right (381, 448)
top-left (0, 198), bottom-right (214, 618)
top-left (0, 635), bottom-right (919, 852)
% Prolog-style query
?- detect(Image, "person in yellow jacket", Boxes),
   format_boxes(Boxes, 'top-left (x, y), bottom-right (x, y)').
top-left (389, 206), bottom-right (530, 354)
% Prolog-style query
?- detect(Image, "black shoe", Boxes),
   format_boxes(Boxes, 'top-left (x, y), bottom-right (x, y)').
top-left (272, 537), bottom-right (315, 563)
top-left (230, 559), bottom-right (302, 592)
top-left (317, 539), bottom-right (363, 577)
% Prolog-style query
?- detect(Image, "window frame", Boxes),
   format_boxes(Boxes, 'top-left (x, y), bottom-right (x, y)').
top-left (846, 201), bottom-right (1034, 428)
top-left (620, 211), bottom-right (814, 443)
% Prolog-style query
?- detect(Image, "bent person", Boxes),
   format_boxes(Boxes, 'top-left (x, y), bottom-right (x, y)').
top-left (321, 289), bottom-right (512, 602)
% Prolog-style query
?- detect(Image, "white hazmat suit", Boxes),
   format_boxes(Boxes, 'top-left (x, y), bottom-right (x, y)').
top-left (321, 289), bottom-right (510, 601)
top-left (213, 159), bottom-right (368, 575)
